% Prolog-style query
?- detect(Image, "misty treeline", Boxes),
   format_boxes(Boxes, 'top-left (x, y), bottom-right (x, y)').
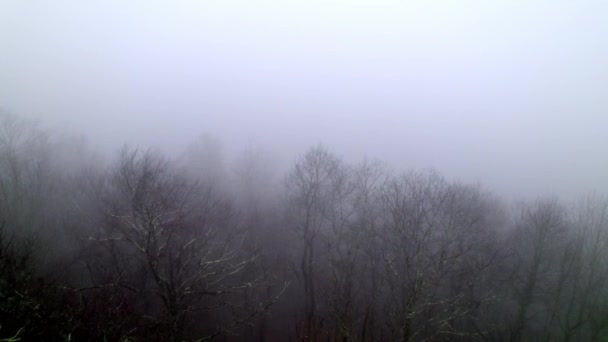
top-left (1, 114), bottom-right (608, 342)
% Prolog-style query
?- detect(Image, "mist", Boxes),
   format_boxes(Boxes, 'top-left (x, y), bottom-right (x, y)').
top-left (2, 0), bottom-right (608, 200)
top-left (1, 1), bottom-right (608, 341)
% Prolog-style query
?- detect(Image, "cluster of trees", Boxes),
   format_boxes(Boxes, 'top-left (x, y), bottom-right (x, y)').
top-left (1, 113), bottom-right (608, 341)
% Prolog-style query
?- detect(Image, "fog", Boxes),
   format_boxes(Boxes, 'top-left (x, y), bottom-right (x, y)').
top-left (2, 1), bottom-right (608, 200)
top-left (3, 2), bottom-right (608, 341)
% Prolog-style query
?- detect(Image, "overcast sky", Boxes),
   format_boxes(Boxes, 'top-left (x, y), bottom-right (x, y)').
top-left (1, 0), bottom-right (607, 200)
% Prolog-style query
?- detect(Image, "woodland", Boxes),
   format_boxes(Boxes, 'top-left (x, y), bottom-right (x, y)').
top-left (1, 114), bottom-right (608, 341)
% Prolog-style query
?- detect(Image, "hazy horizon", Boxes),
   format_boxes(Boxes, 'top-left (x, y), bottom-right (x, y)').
top-left (2, 0), bottom-right (607, 201)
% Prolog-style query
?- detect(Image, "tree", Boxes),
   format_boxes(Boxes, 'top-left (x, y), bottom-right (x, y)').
top-left (286, 145), bottom-right (342, 340)
top-left (0, 113), bottom-right (52, 239)
top-left (350, 160), bottom-right (388, 341)
top-left (379, 171), bottom-right (501, 341)
top-left (86, 148), bottom-right (278, 341)
top-left (508, 199), bottom-right (566, 342)
top-left (541, 196), bottom-right (608, 341)
top-left (0, 222), bottom-right (74, 341)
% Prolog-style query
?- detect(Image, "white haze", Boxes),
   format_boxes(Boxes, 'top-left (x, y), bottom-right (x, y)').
top-left (1, 0), bottom-right (607, 200)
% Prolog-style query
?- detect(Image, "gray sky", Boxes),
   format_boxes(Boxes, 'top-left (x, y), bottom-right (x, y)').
top-left (1, 0), bottom-right (607, 200)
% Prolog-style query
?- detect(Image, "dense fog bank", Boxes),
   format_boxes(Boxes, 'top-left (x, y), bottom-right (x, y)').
top-left (1, 113), bottom-right (608, 341)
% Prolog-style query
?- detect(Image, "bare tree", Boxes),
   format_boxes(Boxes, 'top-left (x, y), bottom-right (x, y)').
top-left (379, 171), bottom-right (501, 341)
top-left (88, 148), bottom-right (279, 341)
top-left (508, 199), bottom-right (566, 342)
top-left (0, 113), bottom-right (52, 238)
top-left (540, 196), bottom-right (608, 341)
top-left (322, 152), bottom-right (357, 341)
top-left (286, 145), bottom-right (342, 340)
top-left (349, 159), bottom-right (388, 341)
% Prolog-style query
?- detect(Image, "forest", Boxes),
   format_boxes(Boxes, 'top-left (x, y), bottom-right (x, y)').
top-left (1, 113), bottom-right (607, 342)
